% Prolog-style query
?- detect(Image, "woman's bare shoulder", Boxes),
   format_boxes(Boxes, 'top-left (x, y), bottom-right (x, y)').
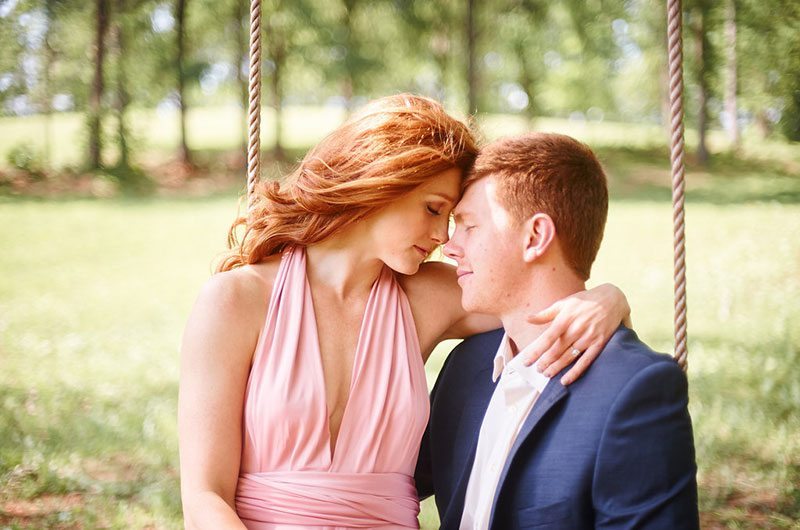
top-left (183, 256), bottom-right (283, 361)
top-left (398, 261), bottom-right (466, 354)
top-left (201, 257), bottom-right (282, 311)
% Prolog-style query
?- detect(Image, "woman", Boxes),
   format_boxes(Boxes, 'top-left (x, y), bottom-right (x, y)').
top-left (179, 94), bottom-right (629, 529)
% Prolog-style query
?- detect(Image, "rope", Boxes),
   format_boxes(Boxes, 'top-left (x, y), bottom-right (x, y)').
top-left (246, 0), bottom-right (263, 215)
top-left (667, 0), bottom-right (688, 370)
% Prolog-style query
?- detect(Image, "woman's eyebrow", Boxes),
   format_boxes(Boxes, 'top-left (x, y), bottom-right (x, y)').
top-left (429, 192), bottom-right (457, 205)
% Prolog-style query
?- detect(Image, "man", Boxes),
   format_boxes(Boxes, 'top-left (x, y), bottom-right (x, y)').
top-left (415, 133), bottom-right (699, 529)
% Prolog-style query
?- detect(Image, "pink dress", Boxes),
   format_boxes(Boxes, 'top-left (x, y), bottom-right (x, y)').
top-left (235, 246), bottom-right (430, 529)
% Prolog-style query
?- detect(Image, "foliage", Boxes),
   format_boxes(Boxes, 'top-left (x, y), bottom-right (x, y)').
top-left (5, 142), bottom-right (42, 173)
top-left (1, 0), bottom-right (799, 171)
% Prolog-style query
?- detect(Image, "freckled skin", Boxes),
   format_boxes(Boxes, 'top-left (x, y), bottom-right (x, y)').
top-left (445, 177), bottom-right (528, 316)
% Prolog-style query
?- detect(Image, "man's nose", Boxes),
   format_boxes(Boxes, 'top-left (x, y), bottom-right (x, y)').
top-left (443, 231), bottom-right (461, 260)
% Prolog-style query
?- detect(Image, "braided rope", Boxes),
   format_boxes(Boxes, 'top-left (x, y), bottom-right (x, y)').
top-left (246, 0), bottom-right (263, 215)
top-left (667, 0), bottom-right (688, 370)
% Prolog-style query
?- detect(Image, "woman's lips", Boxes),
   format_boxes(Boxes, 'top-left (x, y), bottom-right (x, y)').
top-left (414, 245), bottom-right (429, 258)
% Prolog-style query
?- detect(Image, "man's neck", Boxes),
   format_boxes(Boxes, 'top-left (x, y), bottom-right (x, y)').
top-left (500, 268), bottom-right (586, 356)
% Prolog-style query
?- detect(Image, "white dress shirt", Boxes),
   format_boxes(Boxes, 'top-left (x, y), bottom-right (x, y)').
top-left (459, 334), bottom-right (551, 530)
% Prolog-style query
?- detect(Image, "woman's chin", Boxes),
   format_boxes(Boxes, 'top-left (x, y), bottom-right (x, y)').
top-left (385, 259), bottom-right (421, 276)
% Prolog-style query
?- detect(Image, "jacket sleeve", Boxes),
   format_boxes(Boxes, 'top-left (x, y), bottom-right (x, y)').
top-left (592, 360), bottom-right (700, 529)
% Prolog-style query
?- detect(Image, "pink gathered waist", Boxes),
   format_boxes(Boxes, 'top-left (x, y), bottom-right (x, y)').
top-left (235, 470), bottom-right (420, 529)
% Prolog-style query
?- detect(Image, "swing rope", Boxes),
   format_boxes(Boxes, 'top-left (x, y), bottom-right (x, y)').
top-left (246, 0), bottom-right (263, 215)
top-left (243, 0), bottom-right (689, 368)
top-left (667, 0), bottom-right (688, 369)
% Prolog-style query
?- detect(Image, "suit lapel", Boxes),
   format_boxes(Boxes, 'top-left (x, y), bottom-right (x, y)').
top-left (487, 380), bottom-right (569, 527)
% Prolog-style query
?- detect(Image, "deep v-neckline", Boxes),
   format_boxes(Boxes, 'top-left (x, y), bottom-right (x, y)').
top-left (303, 261), bottom-right (385, 465)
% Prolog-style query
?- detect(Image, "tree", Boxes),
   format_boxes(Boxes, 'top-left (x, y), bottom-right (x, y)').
top-left (687, 0), bottom-right (715, 164)
top-left (233, 0), bottom-right (247, 159)
top-left (395, 0), bottom-right (461, 103)
top-left (88, 0), bottom-right (109, 169)
top-left (729, 0), bottom-right (799, 141)
top-left (499, 0), bottom-right (549, 123)
top-left (466, 0), bottom-right (477, 115)
top-left (176, 0), bottom-right (191, 165)
top-left (110, 0), bottom-right (131, 167)
top-left (40, 0), bottom-right (57, 168)
top-left (723, 0), bottom-right (739, 149)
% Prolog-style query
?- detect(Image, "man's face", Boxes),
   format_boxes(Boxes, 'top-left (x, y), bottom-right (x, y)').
top-left (444, 176), bottom-right (525, 316)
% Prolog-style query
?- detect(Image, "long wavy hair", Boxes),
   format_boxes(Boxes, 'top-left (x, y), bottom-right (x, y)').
top-left (216, 94), bottom-right (478, 272)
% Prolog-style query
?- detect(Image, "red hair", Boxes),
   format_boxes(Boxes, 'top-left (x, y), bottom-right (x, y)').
top-left (466, 133), bottom-right (608, 280)
top-left (217, 94), bottom-right (478, 272)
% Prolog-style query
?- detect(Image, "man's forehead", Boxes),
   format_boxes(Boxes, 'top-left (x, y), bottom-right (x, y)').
top-left (453, 178), bottom-right (490, 216)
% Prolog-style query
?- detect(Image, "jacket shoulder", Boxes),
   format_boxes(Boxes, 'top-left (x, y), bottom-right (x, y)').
top-left (573, 326), bottom-right (685, 393)
top-left (444, 328), bottom-right (504, 371)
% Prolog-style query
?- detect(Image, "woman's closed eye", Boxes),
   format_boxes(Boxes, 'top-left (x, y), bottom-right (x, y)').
top-left (427, 204), bottom-right (443, 216)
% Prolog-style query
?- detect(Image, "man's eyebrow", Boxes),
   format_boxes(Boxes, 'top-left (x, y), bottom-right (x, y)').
top-left (452, 209), bottom-right (472, 222)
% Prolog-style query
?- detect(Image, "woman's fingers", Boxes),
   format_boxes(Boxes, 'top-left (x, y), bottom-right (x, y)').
top-left (529, 317), bottom-right (601, 377)
top-left (532, 335), bottom-right (570, 374)
top-left (521, 316), bottom-right (572, 367)
top-left (527, 301), bottom-right (561, 325)
top-left (560, 342), bottom-right (603, 386)
top-left (538, 341), bottom-right (580, 379)
top-left (533, 319), bottom-right (586, 373)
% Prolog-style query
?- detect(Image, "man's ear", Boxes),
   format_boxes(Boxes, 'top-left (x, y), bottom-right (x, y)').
top-left (522, 213), bottom-right (556, 263)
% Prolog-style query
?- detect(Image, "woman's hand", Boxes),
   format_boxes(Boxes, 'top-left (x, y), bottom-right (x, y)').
top-left (521, 283), bottom-right (631, 385)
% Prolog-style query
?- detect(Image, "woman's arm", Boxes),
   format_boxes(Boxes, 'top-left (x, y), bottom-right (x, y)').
top-left (404, 263), bottom-right (630, 385)
top-left (520, 283), bottom-right (631, 385)
top-left (179, 271), bottom-right (265, 530)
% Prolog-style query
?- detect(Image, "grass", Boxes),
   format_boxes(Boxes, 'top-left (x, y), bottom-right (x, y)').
top-left (1, 111), bottom-right (799, 528)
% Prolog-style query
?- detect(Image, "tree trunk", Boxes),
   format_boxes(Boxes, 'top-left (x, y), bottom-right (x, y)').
top-left (692, 8), bottom-right (709, 165)
top-left (430, 31), bottom-right (449, 102)
top-left (42, 0), bottom-right (55, 170)
top-left (466, 0), bottom-right (477, 115)
top-left (342, 0), bottom-right (357, 114)
top-left (724, 0), bottom-right (739, 149)
top-left (113, 0), bottom-right (130, 168)
top-left (235, 0), bottom-right (248, 161)
top-left (266, 3), bottom-right (285, 162)
top-left (176, 0), bottom-right (191, 165)
top-left (89, 0), bottom-right (109, 169)
top-left (515, 40), bottom-right (536, 125)
top-left (271, 42), bottom-right (285, 162)
top-left (755, 109), bottom-right (771, 139)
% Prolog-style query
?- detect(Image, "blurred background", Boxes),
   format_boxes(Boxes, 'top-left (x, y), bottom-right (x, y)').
top-left (0, 0), bottom-right (798, 528)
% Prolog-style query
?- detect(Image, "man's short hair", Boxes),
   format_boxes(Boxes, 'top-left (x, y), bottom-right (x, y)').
top-left (465, 132), bottom-right (608, 280)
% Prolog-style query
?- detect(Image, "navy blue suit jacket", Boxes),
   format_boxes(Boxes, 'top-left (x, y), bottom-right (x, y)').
top-left (415, 326), bottom-right (699, 529)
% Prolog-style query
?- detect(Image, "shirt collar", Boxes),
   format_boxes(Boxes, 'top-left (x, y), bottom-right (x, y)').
top-left (492, 333), bottom-right (551, 393)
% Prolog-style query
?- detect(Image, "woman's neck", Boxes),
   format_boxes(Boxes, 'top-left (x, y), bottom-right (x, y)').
top-left (305, 228), bottom-right (383, 301)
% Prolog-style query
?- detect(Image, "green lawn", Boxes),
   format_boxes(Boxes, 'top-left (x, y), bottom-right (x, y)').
top-left (1, 111), bottom-right (799, 528)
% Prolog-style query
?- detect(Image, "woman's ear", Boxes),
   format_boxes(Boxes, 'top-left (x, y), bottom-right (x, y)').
top-left (522, 213), bottom-right (556, 263)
